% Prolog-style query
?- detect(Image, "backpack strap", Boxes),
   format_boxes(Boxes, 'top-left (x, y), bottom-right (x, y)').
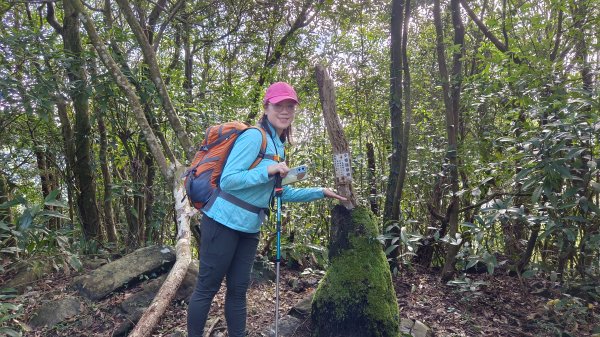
top-left (203, 126), bottom-right (279, 217)
top-left (249, 126), bottom-right (283, 167)
top-left (204, 188), bottom-right (270, 221)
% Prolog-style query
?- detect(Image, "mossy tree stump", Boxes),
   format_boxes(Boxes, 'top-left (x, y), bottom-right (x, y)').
top-left (311, 206), bottom-right (400, 337)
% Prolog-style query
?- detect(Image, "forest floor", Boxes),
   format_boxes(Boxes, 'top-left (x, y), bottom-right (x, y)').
top-left (7, 263), bottom-right (600, 337)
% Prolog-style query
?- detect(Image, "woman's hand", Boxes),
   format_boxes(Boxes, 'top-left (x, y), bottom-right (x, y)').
top-left (267, 162), bottom-right (290, 177)
top-left (323, 188), bottom-right (348, 201)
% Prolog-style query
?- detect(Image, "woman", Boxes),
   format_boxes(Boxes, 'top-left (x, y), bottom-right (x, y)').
top-left (187, 82), bottom-right (346, 337)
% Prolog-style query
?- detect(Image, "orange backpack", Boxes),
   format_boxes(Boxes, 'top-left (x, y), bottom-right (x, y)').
top-left (184, 121), bottom-right (280, 211)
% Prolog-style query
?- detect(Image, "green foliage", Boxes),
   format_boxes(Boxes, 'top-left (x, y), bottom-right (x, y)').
top-left (447, 276), bottom-right (487, 294)
top-left (0, 0), bottom-right (598, 292)
top-left (0, 289), bottom-right (23, 337)
top-left (0, 190), bottom-right (82, 272)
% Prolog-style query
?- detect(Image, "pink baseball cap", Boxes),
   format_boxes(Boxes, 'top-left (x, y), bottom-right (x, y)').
top-left (263, 82), bottom-right (299, 105)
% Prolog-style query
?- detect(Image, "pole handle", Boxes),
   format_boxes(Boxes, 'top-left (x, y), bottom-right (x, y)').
top-left (275, 173), bottom-right (283, 196)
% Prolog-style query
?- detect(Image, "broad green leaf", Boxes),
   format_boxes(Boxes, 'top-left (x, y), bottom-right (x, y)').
top-left (0, 196), bottom-right (26, 210)
top-left (130, 208), bottom-right (139, 219)
top-left (515, 168), bottom-right (533, 181)
top-left (384, 244), bottom-right (398, 255)
top-left (553, 164), bottom-right (572, 179)
top-left (563, 228), bottom-right (576, 242)
top-left (532, 185), bottom-right (543, 203)
top-left (521, 269), bottom-right (536, 278)
top-left (0, 222), bottom-right (11, 231)
top-left (18, 210), bottom-right (33, 231)
top-left (38, 210), bottom-right (70, 220)
top-left (68, 255), bottom-right (83, 271)
top-left (45, 199), bottom-right (68, 208)
top-left (0, 327), bottom-right (22, 337)
top-left (466, 259), bottom-right (480, 269)
top-left (44, 189), bottom-right (61, 203)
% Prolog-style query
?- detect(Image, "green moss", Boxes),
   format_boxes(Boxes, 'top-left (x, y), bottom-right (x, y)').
top-left (312, 206), bottom-right (399, 337)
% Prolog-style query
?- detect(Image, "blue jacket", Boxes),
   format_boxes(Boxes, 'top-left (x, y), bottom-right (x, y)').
top-left (203, 123), bottom-right (324, 233)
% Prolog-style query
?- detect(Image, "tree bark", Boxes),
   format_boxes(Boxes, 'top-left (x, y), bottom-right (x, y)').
top-left (54, 95), bottom-right (76, 223)
top-left (114, 0), bottom-right (194, 160)
top-left (433, 0), bottom-right (464, 282)
top-left (72, 2), bottom-right (192, 335)
top-left (246, 1), bottom-right (321, 122)
top-left (315, 65), bottom-right (357, 209)
top-left (383, 0), bottom-right (405, 228)
top-left (62, 0), bottom-right (101, 242)
top-left (385, 0), bottom-right (413, 269)
top-left (0, 174), bottom-right (12, 224)
top-left (459, 0), bottom-right (522, 64)
top-left (98, 113), bottom-right (118, 244)
top-left (366, 143), bottom-right (378, 215)
top-left (143, 154), bottom-right (156, 243)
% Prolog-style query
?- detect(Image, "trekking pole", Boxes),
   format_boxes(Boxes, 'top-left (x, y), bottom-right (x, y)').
top-left (274, 174), bottom-right (283, 337)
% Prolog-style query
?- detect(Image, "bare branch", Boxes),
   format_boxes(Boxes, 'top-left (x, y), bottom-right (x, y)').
top-left (45, 2), bottom-right (63, 35)
top-left (459, 0), bottom-right (508, 53)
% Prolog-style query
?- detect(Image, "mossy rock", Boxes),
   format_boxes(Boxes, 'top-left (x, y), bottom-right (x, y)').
top-left (311, 206), bottom-right (399, 337)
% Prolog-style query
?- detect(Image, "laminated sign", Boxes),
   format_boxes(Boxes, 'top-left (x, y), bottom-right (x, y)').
top-left (333, 152), bottom-right (352, 181)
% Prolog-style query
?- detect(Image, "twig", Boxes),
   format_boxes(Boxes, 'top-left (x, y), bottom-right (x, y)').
top-left (205, 317), bottom-right (221, 337)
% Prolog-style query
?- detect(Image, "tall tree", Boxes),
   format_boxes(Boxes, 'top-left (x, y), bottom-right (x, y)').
top-left (433, 0), bottom-right (465, 282)
top-left (383, 0), bottom-right (405, 228)
top-left (46, 1), bottom-right (102, 242)
top-left (69, 0), bottom-right (191, 334)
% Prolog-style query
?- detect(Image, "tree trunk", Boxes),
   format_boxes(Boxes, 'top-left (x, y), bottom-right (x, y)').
top-left (382, 0), bottom-right (404, 228)
top-left (366, 143), bottom-right (378, 215)
top-left (72, 2), bottom-right (192, 335)
top-left (63, 0), bottom-right (101, 242)
top-left (433, 0), bottom-right (464, 282)
top-left (98, 114), bottom-right (118, 244)
top-left (312, 206), bottom-right (399, 337)
top-left (144, 154), bottom-right (156, 243)
top-left (246, 1), bottom-right (320, 122)
top-left (570, 0), bottom-right (595, 279)
top-left (33, 149), bottom-right (61, 230)
top-left (0, 174), bottom-right (13, 224)
top-left (114, 0), bottom-right (194, 160)
top-left (312, 66), bottom-right (398, 336)
top-left (386, 0), bottom-right (413, 269)
top-left (54, 96), bottom-right (76, 223)
top-left (315, 65), bottom-right (357, 209)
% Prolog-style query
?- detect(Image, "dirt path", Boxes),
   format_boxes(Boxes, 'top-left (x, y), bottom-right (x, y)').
top-left (7, 265), bottom-right (599, 336)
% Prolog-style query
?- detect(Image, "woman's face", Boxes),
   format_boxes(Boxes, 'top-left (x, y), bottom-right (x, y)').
top-left (265, 99), bottom-right (298, 135)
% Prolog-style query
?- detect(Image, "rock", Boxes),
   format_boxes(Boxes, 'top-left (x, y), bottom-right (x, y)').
top-left (400, 318), bottom-right (415, 334)
top-left (82, 257), bottom-right (109, 270)
top-left (251, 258), bottom-right (276, 284)
top-left (28, 296), bottom-right (85, 328)
top-left (412, 320), bottom-right (434, 337)
top-left (289, 290), bottom-right (314, 319)
top-left (400, 318), bottom-right (434, 337)
top-left (79, 315), bottom-right (94, 329)
top-left (263, 315), bottom-right (303, 337)
top-left (288, 277), bottom-right (304, 292)
top-left (71, 245), bottom-right (176, 300)
top-left (112, 261), bottom-right (198, 337)
top-left (2, 261), bottom-right (53, 293)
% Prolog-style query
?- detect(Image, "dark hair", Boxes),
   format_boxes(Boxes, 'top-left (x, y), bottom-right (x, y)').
top-left (259, 113), bottom-right (292, 144)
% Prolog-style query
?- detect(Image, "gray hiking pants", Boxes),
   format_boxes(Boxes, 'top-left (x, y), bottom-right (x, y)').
top-left (187, 215), bottom-right (259, 337)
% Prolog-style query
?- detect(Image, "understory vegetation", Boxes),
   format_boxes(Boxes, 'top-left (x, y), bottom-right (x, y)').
top-left (1, 0), bottom-right (598, 335)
